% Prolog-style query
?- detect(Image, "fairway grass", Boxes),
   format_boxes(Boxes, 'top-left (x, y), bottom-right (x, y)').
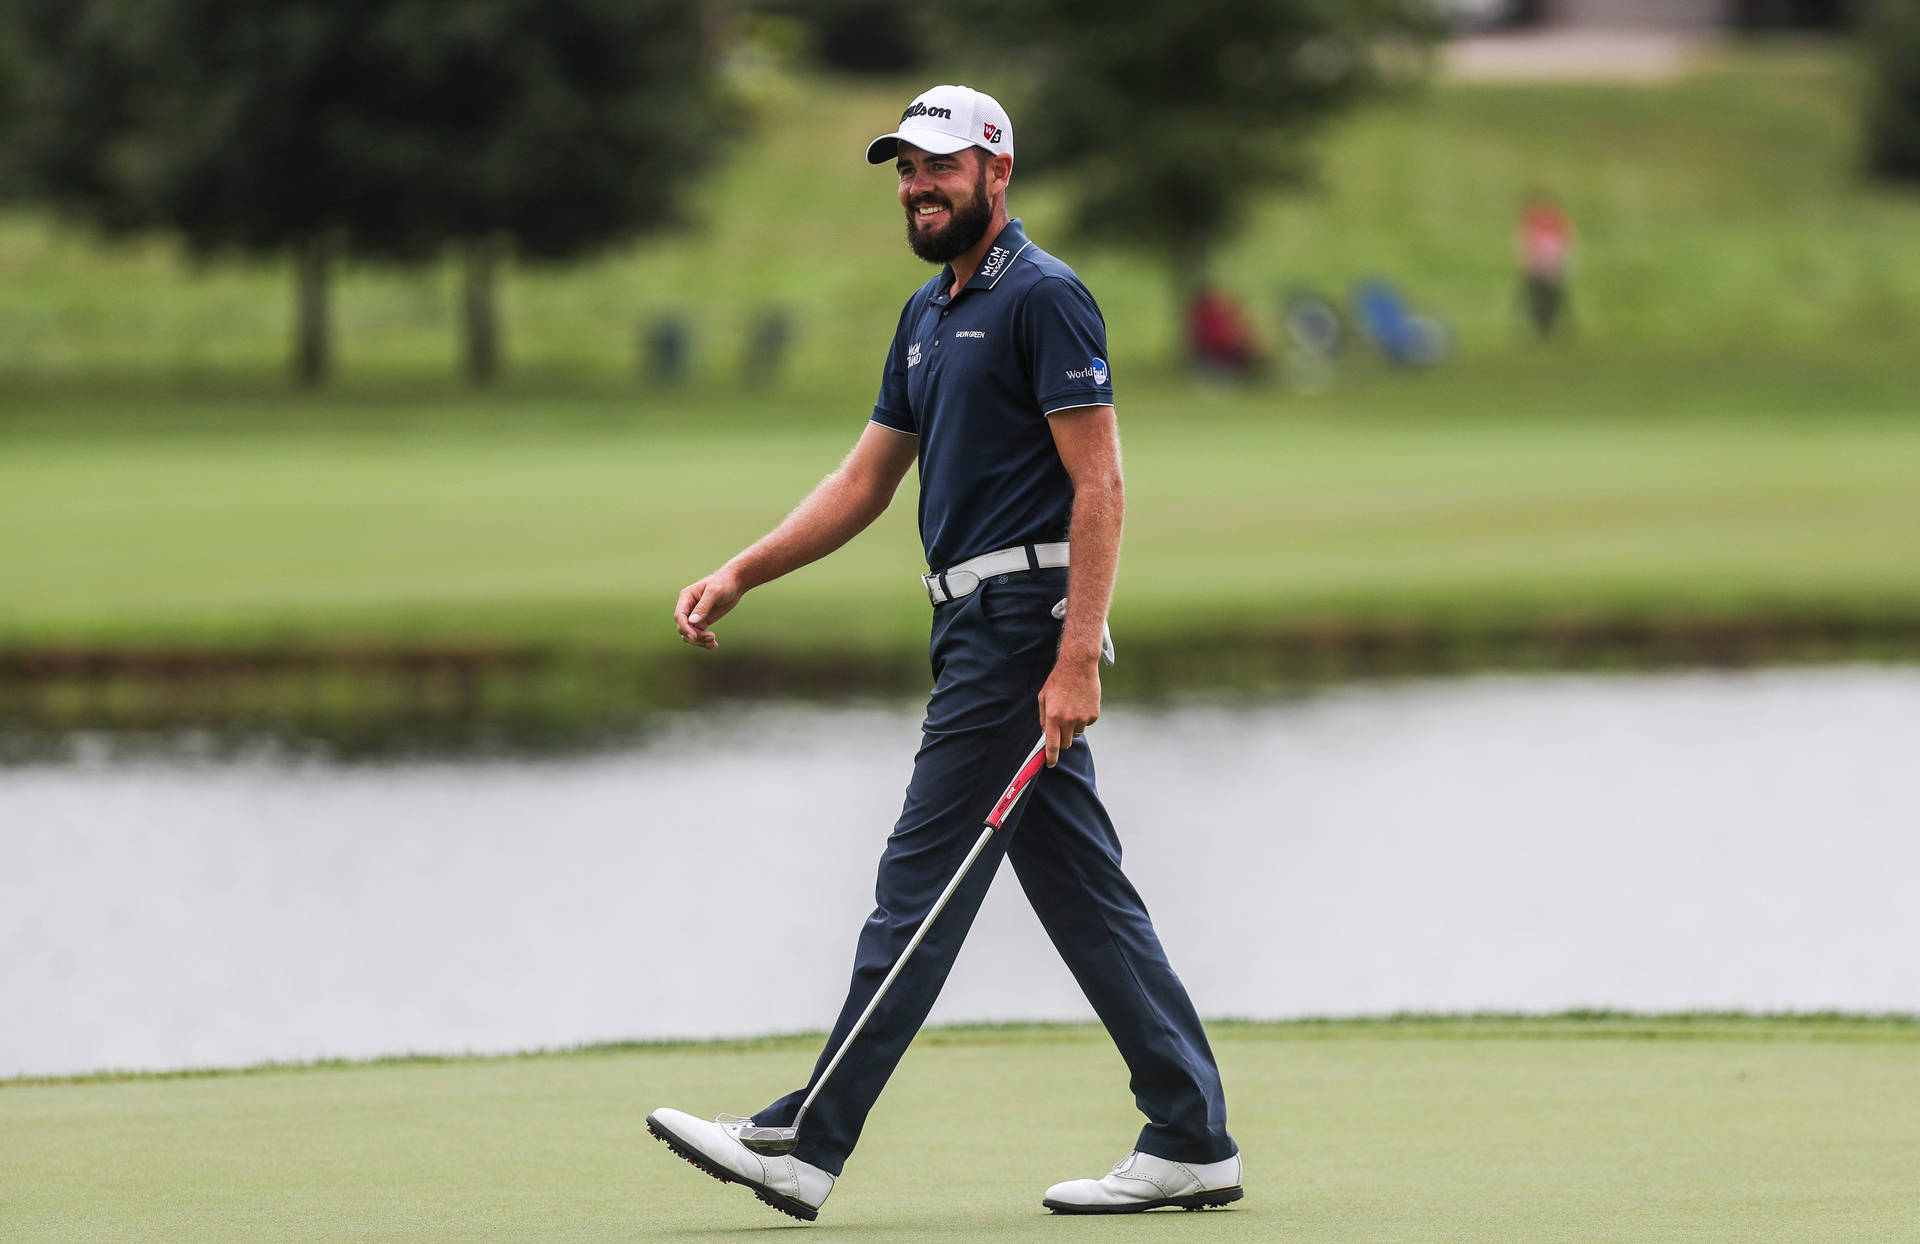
top-left (5, 1019), bottom-right (1918, 1242)
top-left (6, 378), bottom-right (1920, 661)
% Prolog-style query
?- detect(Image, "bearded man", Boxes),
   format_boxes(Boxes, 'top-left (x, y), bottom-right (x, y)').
top-left (647, 85), bottom-right (1241, 1222)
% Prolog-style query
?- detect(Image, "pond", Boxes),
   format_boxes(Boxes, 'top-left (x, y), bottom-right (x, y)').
top-left (4, 666), bottom-right (1916, 1079)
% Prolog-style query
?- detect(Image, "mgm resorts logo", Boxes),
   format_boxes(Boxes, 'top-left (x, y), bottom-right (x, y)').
top-left (902, 101), bottom-right (954, 122)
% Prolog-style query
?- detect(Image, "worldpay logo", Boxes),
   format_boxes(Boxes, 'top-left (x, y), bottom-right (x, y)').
top-left (1065, 357), bottom-right (1110, 385)
top-left (902, 102), bottom-right (954, 122)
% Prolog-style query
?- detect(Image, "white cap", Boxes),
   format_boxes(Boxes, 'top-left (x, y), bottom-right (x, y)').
top-left (866, 84), bottom-right (1013, 165)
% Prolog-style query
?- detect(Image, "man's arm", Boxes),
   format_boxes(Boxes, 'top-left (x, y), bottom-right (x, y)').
top-left (1038, 403), bottom-right (1122, 766)
top-left (674, 422), bottom-right (918, 649)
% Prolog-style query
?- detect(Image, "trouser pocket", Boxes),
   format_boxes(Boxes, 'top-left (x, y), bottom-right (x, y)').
top-left (976, 574), bottom-right (1065, 661)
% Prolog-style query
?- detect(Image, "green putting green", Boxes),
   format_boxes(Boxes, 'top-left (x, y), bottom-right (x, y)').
top-left (5, 1019), bottom-right (1917, 1241)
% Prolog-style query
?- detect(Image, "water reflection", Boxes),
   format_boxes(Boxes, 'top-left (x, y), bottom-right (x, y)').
top-left (4, 667), bottom-right (1917, 1079)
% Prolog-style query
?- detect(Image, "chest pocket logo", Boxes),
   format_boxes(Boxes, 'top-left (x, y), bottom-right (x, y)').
top-left (907, 341), bottom-right (922, 368)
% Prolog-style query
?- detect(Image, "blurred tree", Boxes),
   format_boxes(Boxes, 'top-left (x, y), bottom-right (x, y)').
top-left (939, 0), bottom-right (1438, 329)
top-left (0, 4), bottom-right (21, 199)
top-left (807, 1), bottom-right (923, 74)
top-left (8, 0), bottom-right (734, 386)
top-left (1734, 0), bottom-right (1856, 29)
top-left (750, 0), bottom-right (924, 75)
top-left (1864, 0), bottom-right (1920, 184)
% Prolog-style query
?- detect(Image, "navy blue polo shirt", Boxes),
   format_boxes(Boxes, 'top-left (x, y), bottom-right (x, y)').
top-left (870, 219), bottom-right (1114, 572)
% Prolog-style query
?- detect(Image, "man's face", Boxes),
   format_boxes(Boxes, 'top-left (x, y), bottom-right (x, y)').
top-left (897, 145), bottom-right (995, 265)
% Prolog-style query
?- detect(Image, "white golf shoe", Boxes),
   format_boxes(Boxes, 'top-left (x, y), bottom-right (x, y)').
top-left (645, 1107), bottom-right (835, 1222)
top-left (1042, 1149), bottom-right (1244, 1214)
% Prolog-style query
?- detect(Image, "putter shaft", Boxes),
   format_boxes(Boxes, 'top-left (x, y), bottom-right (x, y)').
top-left (737, 736), bottom-right (1050, 1156)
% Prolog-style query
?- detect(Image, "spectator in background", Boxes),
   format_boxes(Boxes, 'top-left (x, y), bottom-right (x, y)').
top-left (1517, 194), bottom-right (1574, 339)
top-left (1186, 287), bottom-right (1263, 377)
top-left (741, 307), bottom-right (794, 389)
top-left (644, 313), bottom-right (691, 385)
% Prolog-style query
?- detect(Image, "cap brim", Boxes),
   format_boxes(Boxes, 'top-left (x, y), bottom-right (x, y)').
top-left (866, 127), bottom-right (976, 165)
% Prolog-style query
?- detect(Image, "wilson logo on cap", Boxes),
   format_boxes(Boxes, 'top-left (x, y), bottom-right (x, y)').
top-left (867, 85), bottom-right (1013, 165)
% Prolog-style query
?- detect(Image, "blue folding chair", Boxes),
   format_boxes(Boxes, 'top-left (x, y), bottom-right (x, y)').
top-left (1353, 279), bottom-right (1448, 367)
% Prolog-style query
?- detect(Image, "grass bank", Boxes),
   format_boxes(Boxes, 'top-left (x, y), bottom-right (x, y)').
top-left (6, 367), bottom-right (1919, 647)
top-left (4, 1017), bottom-right (1917, 1241)
top-left (5, 361), bottom-right (1919, 750)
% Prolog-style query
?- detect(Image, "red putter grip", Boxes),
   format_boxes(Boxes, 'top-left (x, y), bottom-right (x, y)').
top-left (985, 740), bottom-right (1049, 829)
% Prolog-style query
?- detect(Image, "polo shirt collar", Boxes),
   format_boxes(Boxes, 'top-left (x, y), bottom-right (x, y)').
top-left (939, 219), bottom-right (1032, 299)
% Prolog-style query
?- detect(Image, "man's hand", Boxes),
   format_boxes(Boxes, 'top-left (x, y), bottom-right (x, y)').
top-left (1038, 657), bottom-right (1101, 767)
top-left (667, 425), bottom-right (916, 654)
top-left (674, 569), bottom-right (744, 649)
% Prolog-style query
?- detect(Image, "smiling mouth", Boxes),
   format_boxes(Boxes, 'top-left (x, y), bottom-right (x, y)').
top-left (912, 201), bottom-right (950, 225)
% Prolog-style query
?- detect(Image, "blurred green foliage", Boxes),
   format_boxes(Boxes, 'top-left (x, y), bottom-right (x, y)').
top-left (0, 4), bottom-right (20, 198)
top-left (940, 0), bottom-right (1441, 298)
top-left (4, 0), bottom-right (736, 383)
top-left (1864, 0), bottom-right (1920, 182)
top-left (755, 0), bottom-right (923, 75)
top-left (0, 46), bottom-right (1912, 389)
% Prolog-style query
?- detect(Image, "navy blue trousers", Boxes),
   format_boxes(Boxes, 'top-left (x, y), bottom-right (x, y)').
top-left (756, 568), bottom-right (1235, 1176)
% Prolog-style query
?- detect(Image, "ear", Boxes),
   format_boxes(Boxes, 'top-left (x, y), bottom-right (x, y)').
top-left (987, 151), bottom-right (1013, 193)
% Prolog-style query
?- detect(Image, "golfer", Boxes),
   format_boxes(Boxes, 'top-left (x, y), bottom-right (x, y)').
top-left (648, 85), bottom-right (1240, 1220)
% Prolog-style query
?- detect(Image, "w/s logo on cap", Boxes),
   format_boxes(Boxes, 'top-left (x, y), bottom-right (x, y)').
top-left (982, 123), bottom-right (1002, 144)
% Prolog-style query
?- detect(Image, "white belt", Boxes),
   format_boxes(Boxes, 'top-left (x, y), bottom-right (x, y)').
top-left (921, 541), bottom-right (1069, 605)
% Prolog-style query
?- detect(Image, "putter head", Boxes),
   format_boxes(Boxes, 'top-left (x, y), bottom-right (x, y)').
top-left (736, 1124), bottom-right (800, 1156)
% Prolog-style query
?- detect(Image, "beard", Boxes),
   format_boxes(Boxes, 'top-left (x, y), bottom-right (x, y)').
top-left (904, 163), bottom-right (994, 264)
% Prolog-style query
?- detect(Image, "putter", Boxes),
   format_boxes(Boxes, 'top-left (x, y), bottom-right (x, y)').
top-left (736, 733), bottom-right (1051, 1157)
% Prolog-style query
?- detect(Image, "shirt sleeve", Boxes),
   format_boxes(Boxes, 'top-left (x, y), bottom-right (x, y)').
top-left (1020, 275), bottom-right (1115, 415)
top-left (870, 298), bottom-right (918, 435)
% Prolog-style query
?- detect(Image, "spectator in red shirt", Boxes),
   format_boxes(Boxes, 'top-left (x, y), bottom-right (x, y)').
top-left (1186, 288), bottom-right (1263, 375)
top-left (1517, 195), bottom-right (1574, 339)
